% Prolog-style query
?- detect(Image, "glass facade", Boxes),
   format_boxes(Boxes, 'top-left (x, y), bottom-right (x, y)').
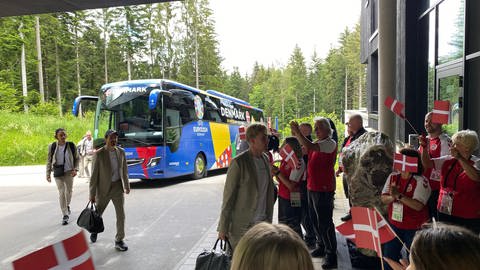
top-left (427, 12), bottom-right (436, 111)
top-left (437, 0), bottom-right (465, 64)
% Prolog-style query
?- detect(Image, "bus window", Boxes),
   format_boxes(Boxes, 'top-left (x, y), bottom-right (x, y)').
top-left (165, 108), bottom-right (181, 152)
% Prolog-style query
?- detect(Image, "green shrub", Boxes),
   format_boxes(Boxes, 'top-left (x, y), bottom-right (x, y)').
top-left (0, 111), bottom-right (94, 165)
top-left (30, 101), bottom-right (60, 116)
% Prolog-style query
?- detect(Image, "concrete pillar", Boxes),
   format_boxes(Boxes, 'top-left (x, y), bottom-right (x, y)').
top-left (378, 0), bottom-right (397, 140)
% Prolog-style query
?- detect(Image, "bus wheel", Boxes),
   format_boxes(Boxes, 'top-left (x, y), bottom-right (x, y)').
top-left (193, 153), bottom-right (206, 179)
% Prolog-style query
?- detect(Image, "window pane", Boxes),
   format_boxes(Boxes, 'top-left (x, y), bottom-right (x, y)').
top-left (439, 75), bottom-right (460, 136)
top-left (428, 12), bottom-right (436, 111)
top-left (438, 0), bottom-right (465, 64)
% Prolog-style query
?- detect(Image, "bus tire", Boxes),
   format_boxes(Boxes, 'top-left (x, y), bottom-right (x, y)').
top-left (193, 153), bottom-right (206, 179)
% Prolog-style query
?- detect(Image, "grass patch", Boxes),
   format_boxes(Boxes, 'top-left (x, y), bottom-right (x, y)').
top-left (0, 111), bottom-right (94, 165)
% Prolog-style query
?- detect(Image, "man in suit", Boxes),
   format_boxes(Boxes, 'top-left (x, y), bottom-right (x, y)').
top-left (89, 129), bottom-right (130, 251)
top-left (218, 123), bottom-right (276, 248)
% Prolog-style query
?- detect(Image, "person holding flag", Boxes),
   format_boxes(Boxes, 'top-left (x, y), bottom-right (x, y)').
top-left (419, 112), bottom-right (451, 221)
top-left (381, 148), bottom-right (431, 270)
top-left (271, 137), bottom-right (306, 237)
top-left (420, 129), bottom-right (480, 234)
top-left (291, 117), bottom-right (337, 269)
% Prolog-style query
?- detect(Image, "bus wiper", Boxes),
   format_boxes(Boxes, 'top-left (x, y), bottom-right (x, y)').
top-left (118, 136), bottom-right (153, 146)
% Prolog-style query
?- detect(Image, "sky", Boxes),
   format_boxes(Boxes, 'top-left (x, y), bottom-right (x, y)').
top-left (209, 0), bottom-right (361, 75)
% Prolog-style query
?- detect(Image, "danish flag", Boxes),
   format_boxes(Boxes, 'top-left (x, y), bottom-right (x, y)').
top-left (384, 96), bottom-right (405, 118)
top-left (238, 126), bottom-right (246, 141)
top-left (336, 219), bottom-right (355, 243)
top-left (432, 100), bottom-right (450, 124)
top-left (12, 231), bottom-right (95, 270)
top-left (393, 153), bottom-right (418, 173)
top-left (351, 207), bottom-right (396, 257)
top-left (279, 144), bottom-right (300, 169)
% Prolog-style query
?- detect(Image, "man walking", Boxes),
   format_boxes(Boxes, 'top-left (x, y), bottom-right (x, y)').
top-left (89, 129), bottom-right (130, 251)
top-left (78, 130), bottom-right (94, 178)
top-left (218, 123), bottom-right (276, 248)
top-left (336, 114), bottom-right (367, 221)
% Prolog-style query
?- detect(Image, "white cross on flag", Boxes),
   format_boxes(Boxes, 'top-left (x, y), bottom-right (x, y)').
top-left (351, 207), bottom-right (396, 257)
top-left (12, 231), bottom-right (94, 270)
top-left (384, 96), bottom-right (405, 118)
top-left (279, 144), bottom-right (300, 169)
top-left (238, 125), bottom-right (246, 141)
top-left (432, 100), bottom-right (450, 124)
top-left (393, 153), bottom-right (418, 173)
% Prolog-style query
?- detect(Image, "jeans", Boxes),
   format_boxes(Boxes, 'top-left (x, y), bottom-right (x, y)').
top-left (382, 224), bottom-right (417, 270)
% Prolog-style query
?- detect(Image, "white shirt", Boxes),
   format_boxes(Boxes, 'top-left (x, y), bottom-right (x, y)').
top-left (252, 156), bottom-right (269, 223)
top-left (109, 149), bottom-right (120, 182)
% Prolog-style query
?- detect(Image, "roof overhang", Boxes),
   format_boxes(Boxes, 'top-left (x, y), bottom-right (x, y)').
top-left (0, 0), bottom-right (175, 18)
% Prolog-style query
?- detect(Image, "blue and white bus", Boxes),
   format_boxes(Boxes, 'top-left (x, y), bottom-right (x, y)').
top-left (73, 79), bottom-right (264, 180)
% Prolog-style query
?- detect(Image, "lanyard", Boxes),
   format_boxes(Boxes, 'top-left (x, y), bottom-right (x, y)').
top-left (395, 174), bottom-right (414, 195)
top-left (443, 160), bottom-right (462, 191)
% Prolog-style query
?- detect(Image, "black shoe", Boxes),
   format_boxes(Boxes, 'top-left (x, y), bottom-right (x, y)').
top-left (67, 206), bottom-right (71, 215)
top-left (90, 233), bottom-right (98, 243)
top-left (311, 248), bottom-right (325, 257)
top-left (322, 255), bottom-right (338, 269)
top-left (115, 240), bottom-right (128, 251)
top-left (62, 215), bottom-right (69, 225)
top-left (341, 212), bottom-right (352, 221)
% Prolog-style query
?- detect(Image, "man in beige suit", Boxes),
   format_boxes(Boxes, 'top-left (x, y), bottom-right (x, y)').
top-left (218, 123), bottom-right (275, 248)
top-left (89, 129), bottom-right (130, 251)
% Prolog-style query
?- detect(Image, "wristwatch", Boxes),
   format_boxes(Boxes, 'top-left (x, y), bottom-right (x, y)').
top-left (397, 194), bottom-right (403, 200)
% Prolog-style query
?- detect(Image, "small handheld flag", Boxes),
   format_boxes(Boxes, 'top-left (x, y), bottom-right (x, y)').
top-left (279, 144), bottom-right (300, 169)
top-left (384, 96), bottom-right (405, 118)
top-left (393, 153), bottom-right (418, 173)
top-left (432, 100), bottom-right (450, 124)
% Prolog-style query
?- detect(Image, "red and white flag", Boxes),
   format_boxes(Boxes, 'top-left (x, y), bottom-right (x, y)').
top-left (351, 207), bottom-right (396, 256)
top-left (279, 144), bottom-right (300, 169)
top-left (384, 96), bottom-right (405, 118)
top-left (393, 153), bottom-right (418, 173)
top-left (238, 126), bottom-right (246, 141)
top-left (13, 231), bottom-right (94, 270)
top-left (432, 100), bottom-right (450, 124)
top-left (336, 219), bottom-right (355, 243)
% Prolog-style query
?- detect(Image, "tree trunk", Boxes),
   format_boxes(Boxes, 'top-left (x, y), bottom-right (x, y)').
top-left (103, 8), bottom-right (108, 83)
top-left (19, 21), bottom-right (28, 113)
top-left (75, 20), bottom-right (82, 116)
top-left (55, 40), bottom-right (63, 116)
top-left (36, 16), bottom-right (45, 103)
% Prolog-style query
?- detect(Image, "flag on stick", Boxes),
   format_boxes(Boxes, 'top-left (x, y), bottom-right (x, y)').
top-left (351, 207), bottom-right (396, 256)
top-left (432, 100), bottom-right (450, 124)
top-left (384, 96), bottom-right (405, 118)
top-left (336, 219), bottom-right (355, 243)
top-left (238, 126), bottom-right (246, 140)
top-left (13, 231), bottom-right (95, 270)
top-left (279, 144), bottom-right (300, 169)
top-left (393, 153), bottom-right (418, 173)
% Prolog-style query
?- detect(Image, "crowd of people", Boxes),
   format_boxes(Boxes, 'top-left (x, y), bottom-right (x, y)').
top-left (218, 111), bottom-right (480, 269)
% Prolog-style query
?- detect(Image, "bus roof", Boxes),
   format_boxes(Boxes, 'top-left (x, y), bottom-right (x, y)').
top-left (100, 79), bottom-right (262, 112)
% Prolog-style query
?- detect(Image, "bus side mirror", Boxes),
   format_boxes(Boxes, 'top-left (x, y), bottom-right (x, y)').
top-left (72, 96), bottom-right (99, 117)
top-left (149, 90), bottom-right (172, 110)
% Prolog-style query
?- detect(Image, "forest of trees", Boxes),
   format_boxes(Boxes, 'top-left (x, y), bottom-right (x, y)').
top-left (0, 0), bottom-right (365, 130)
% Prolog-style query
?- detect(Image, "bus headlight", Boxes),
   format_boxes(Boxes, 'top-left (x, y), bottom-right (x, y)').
top-left (147, 157), bottom-right (161, 168)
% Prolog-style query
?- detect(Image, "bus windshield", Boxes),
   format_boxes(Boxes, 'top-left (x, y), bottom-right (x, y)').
top-left (99, 95), bottom-right (164, 147)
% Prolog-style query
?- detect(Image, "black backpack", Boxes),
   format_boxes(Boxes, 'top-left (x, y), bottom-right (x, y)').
top-left (49, 142), bottom-right (77, 164)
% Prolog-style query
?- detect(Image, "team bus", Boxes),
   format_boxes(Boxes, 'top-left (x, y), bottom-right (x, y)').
top-left (72, 79), bottom-right (264, 180)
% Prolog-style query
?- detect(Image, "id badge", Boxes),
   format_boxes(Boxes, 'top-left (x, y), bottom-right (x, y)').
top-left (439, 189), bottom-right (454, 215)
top-left (290, 192), bottom-right (301, 208)
top-left (430, 169), bottom-right (441, 181)
top-left (391, 202), bottom-right (404, 222)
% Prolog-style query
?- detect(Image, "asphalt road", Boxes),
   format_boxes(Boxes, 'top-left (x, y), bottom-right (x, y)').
top-left (0, 165), bottom-right (227, 270)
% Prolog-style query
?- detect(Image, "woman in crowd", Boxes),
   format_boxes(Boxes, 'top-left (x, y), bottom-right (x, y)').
top-left (271, 137), bottom-right (306, 237)
top-left (46, 128), bottom-right (79, 225)
top-left (231, 222), bottom-right (313, 270)
top-left (381, 148), bottom-right (431, 270)
top-left (384, 223), bottom-right (480, 270)
top-left (420, 129), bottom-right (480, 233)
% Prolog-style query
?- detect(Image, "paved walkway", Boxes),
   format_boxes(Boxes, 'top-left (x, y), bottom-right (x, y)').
top-left (176, 191), bottom-right (357, 270)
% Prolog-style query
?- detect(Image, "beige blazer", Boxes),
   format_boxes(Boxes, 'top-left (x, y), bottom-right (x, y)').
top-left (217, 150), bottom-right (275, 247)
top-left (90, 146), bottom-right (129, 198)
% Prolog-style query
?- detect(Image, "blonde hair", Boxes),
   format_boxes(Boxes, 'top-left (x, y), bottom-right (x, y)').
top-left (246, 123), bottom-right (267, 141)
top-left (313, 117), bottom-right (333, 137)
top-left (452, 129), bottom-right (479, 153)
top-left (231, 223), bottom-right (314, 270)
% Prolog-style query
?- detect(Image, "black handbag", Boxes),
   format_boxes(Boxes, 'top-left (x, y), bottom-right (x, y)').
top-left (77, 202), bottom-right (104, 233)
top-left (53, 164), bottom-right (65, 177)
top-left (195, 238), bottom-right (232, 270)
